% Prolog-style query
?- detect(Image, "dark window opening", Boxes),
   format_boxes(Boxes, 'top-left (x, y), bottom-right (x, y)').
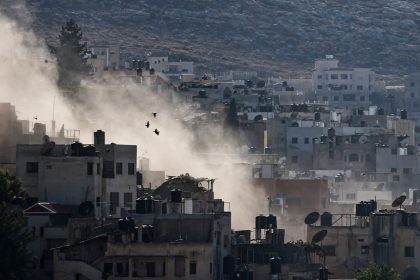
top-left (26, 162), bottom-right (39, 173)
top-left (349, 154), bottom-right (359, 162)
top-left (87, 162), bottom-right (93, 175)
top-left (405, 246), bottom-right (414, 257)
top-left (189, 262), bottom-right (197, 275)
top-left (128, 163), bottom-right (135, 175)
top-left (116, 162), bottom-right (123, 175)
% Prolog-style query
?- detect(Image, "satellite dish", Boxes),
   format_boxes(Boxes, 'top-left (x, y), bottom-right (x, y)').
top-left (359, 135), bottom-right (368, 144)
top-left (304, 212), bottom-right (320, 225)
top-left (392, 195), bottom-right (406, 208)
top-left (40, 141), bottom-right (56, 156)
top-left (312, 229), bottom-right (328, 243)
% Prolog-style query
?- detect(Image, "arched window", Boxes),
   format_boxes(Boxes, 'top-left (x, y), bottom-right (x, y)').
top-left (349, 153), bottom-right (359, 162)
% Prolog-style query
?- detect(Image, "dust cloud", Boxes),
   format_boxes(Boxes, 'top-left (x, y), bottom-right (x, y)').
top-left (0, 10), bottom-right (265, 229)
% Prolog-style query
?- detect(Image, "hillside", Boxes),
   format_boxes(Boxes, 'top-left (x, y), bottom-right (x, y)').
top-left (4, 0), bottom-right (420, 76)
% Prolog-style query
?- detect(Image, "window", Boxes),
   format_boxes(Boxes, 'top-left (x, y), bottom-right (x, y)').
top-left (175, 257), bottom-right (185, 277)
top-left (103, 160), bottom-right (115, 178)
top-left (104, 263), bottom-right (113, 275)
top-left (146, 262), bottom-right (156, 277)
top-left (357, 85), bottom-right (363, 90)
top-left (110, 192), bottom-right (119, 208)
top-left (291, 156), bottom-right (298, 163)
top-left (334, 96), bottom-right (339, 101)
top-left (116, 162), bottom-right (123, 175)
top-left (393, 175), bottom-right (400, 181)
top-left (97, 163), bottom-right (101, 175)
top-left (342, 85), bottom-right (348, 90)
top-left (26, 162), bottom-right (38, 173)
top-left (189, 262), bottom-right (197, 275)
top-left (128, 163), bottom-right (135, 175)
top-left (391, 168), bottom-right (397, 173)
top-left (349, 153), bottom-right (359, 162)
top-left (209, 262), bottom-right (212, 274)
top-left (317, 85), bottom-right (323, 90)
top-left (343, 94), bottom-right (356, 101)
top-left (291, 137), bottom-right (298, 144)
top-left (317, 74), bottom-right (322, 79)
top-left (331, 74), bottom-right (338, 79)
top-left (322, 245), bottom-right (336, 256)
top-left (304, 138), bottom-right (309, 144)
top-left (87, 162), bottom-right (93, 175)
top-left (322, 96), bottom-right (328, 101)
top-left (39, 227), bottom-right (44, 238)
top-left (341, 74), bottom-right (348, 79)
top-left (405, 246), bottom-right (414, 257)
top-left (124, 192), bottom-right (133, 208)
top-left (346, 193), bottom-right (356, 200)
top-left (403, 168), bottom-right (412, 174)
top-left (116, 262), bottom-right (129, 277)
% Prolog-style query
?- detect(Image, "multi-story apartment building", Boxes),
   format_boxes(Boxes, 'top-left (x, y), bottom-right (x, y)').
top-left (312, 55), bottom-right (376, 109)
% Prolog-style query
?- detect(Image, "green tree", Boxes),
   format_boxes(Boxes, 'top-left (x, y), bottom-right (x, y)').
top-left (225, 98), bottom-right (239, 129)
top-left (355, 264), bottom-right (400, 280)
top-left (0, 170), bottom-right (33, 280)
top-left (54, 19), bottom-right (89, 91)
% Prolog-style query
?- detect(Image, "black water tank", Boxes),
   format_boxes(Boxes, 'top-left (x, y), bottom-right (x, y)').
top-left (171, 189), bottom-right (182, 203)
top-left (378, 108), bottom-right (384, 115)
top-left (136, 198), bottom-right (147, 214)
top-left (82, 145), bottom-right (96, 156)
top-left (256, 215), bottom-right (268, 229)
top-left (118, 219), bottom-right (129, 231)
top-left (368, 200), bottom-right (377, 213)
top-left (401, 109), bottom-right (408, 120)
top-left (315, 112), bottom-right (321, 121)
top-left (94, 130), bottom-right (105, 146)
top-left (320, 135), bottom-right (327, 143)
top-left (149, 68), bottom-right (155, 75)
top-left (356, 202), bottom-right (368, 216)
top-left (319, 267), bottom-right (329, 280)
top-left (223, 255), bottom-right (235, 275)
top-left (270, 257), bottom-right (281, 274)
top-left (267, 214), bottom-right (277, 229)
top-left (127, 217), bottom-right (135, 231)
top-left (136, 68), bottom-right (142, 76)
top-left (146, 197), bottom-right (154, 213)
top-left (327, 128), bottom-right (335, 138)
top-left (408, 213), bottom-right (417, 227)
top-left (71, 142), bottom-right (83, 156)
top-left (358, 109), bottom-right (364, 116)
top-left (142, 225), bottom-right (154, 242)
top-left (321, 212), bottom-right (332, 226)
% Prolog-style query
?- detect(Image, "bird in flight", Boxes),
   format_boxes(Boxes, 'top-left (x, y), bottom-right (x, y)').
top-left (154, 129), bottom-right (160, 135)
top-left (34, 116), bottom-right (38, 120)
top-left (152, 113), bottom-right (157, 118)
top-left (146, 121), bottom-right (150, 128)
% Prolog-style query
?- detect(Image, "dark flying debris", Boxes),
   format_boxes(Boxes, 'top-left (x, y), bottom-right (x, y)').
top-left (152, 113), bottom-right (157, 118)
top-left (106, 149), bottom-right (111, 152)
top-left (44, 59), bottom-right (48, 63)
top-left (146, 121), bottom-right (150, 128)
top-left (34, 116), bottom-right (38, 120)
top-left (154, 129), bottom-right (160, 135)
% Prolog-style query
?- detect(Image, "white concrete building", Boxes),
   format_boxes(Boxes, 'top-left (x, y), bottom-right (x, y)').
top-left (16, 130), bottom-right (137, 218)
top-left (90, 45), bottom-right (121, 69)
top-left (147, 52), bottom-right (194, 76)
top-left (312, 55), bottom-right (376, 108)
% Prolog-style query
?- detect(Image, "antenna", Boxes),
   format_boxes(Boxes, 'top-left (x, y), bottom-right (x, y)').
top-left (392, 195), bottom-right (407, 210)
top-left (304, 212), bottom-right (320, 225)
top-left (312, 229), bottom-right (328, 243)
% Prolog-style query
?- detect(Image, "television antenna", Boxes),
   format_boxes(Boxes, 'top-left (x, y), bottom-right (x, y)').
top-left (392, 195), bottom-right (406, 210)
top-left (304, 212), bottom-right (320, 225)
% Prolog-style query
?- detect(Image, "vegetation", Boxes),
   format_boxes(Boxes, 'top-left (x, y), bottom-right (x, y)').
top-left (355, 264), bottom-right (400, 280)
top-left (0, 170), bottom-right (33, 280)
top-left (53, 19), bottom-right (89, 91)
top-left (225, 98), bottom-right (239, 129)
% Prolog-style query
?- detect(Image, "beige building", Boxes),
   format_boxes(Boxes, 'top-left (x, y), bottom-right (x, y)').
top-left (307, 209), bottom-right (420, 279)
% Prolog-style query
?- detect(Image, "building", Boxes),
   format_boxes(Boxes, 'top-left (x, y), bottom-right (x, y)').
top-left (307, 204), bottom-right (420, 279)
top-left (0, 103), bottom-right (78, 165)
top-left (312, 55), bottom-right (376, 108)
top-left (404, 73), bottom-right (420, 111)
top-left (147, 52), bottom-right (194, 77)
top-left (52, 174), bottom-right (231, 280)
top-left (16, 130), bottom-right (137, 218)
top-left (89, 44), bottom-right (121, 69)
